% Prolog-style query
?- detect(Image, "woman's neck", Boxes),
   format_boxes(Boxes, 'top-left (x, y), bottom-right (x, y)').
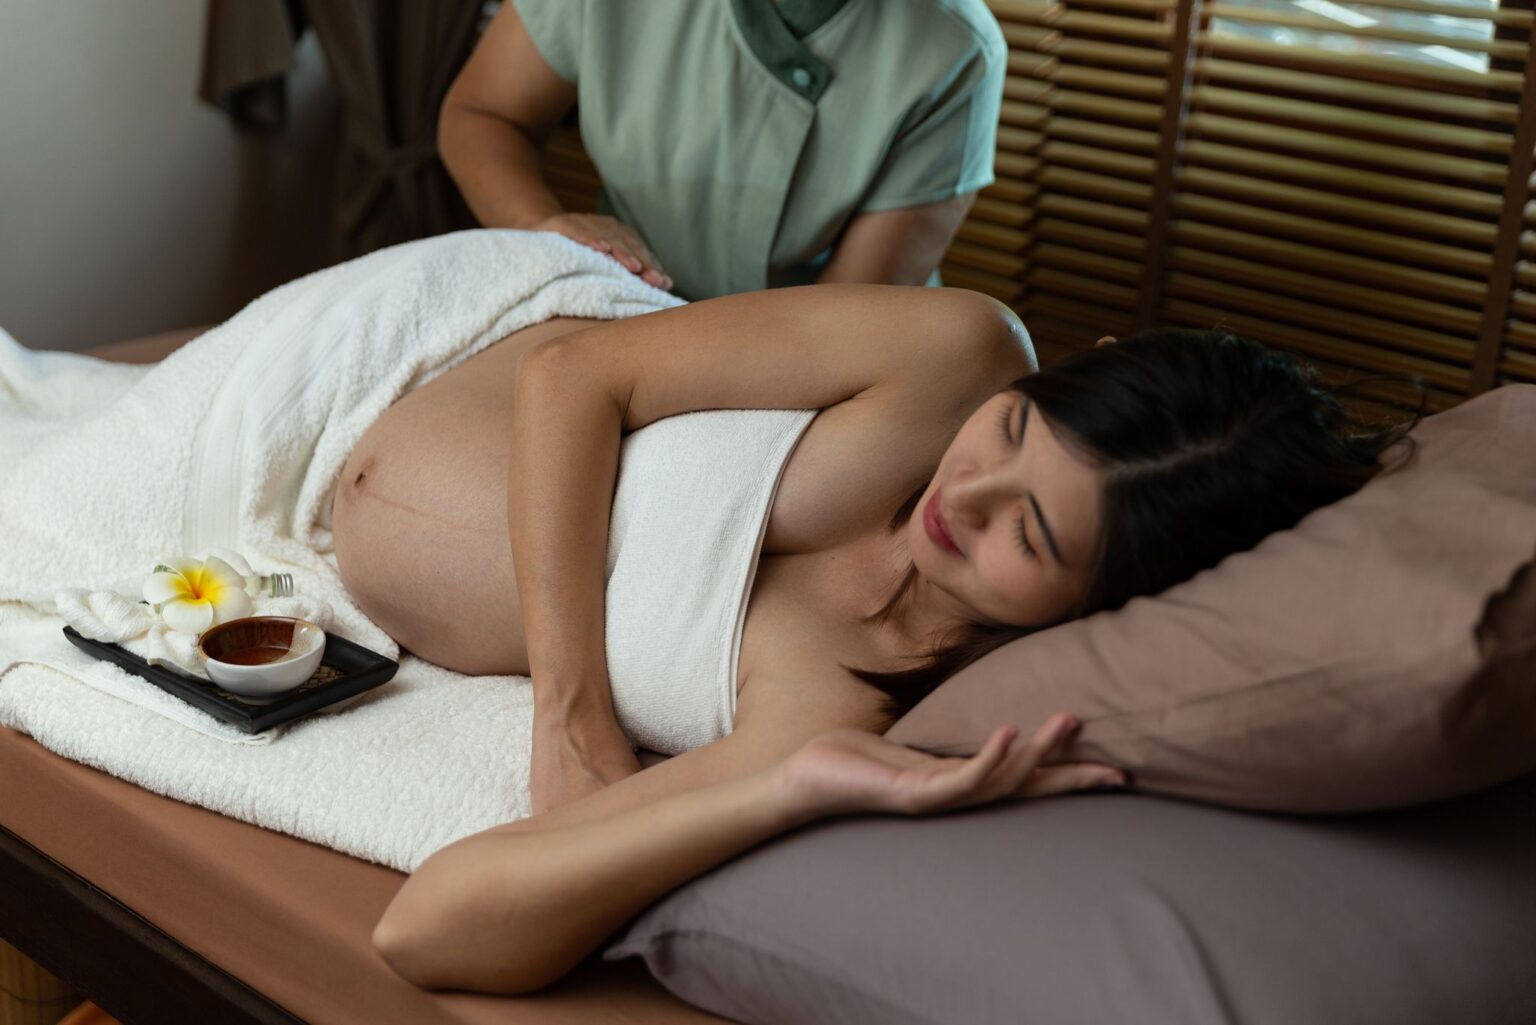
top-left (868, 528), bottom-right (983, 658)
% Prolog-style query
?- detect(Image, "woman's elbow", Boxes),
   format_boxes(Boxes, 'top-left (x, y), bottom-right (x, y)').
top-left (371, 845), bottom-right (577, 995)
top-left (372, 915), bottom-right (441, 988)
top-left (372, 912), bottom-right (568, 995)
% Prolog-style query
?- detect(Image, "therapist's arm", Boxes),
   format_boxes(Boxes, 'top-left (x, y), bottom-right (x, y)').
top-left (816, 193), bottom-right (976, 286)
top-left (439, 3), bottom-right (671, 288)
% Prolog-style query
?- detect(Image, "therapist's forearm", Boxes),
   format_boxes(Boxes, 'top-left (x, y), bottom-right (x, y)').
top-left (816, 195), bottom-right (976, 286)
top-left (439, 103), bottom-right (566, 230)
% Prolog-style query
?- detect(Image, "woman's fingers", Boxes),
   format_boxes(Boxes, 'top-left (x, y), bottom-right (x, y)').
top-left (910, 716), bottom-right (1076, 812)
top-left (1017, 762), bottom-right (1127, 798)
top-left (981, 713), bottom-right (1071, 798)
top-left (994, 715), bottom-right (1125, 798)
top-left (898, 725), bottom-right (1017, 812)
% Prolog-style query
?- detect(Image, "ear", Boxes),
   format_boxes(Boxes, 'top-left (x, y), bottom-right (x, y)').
top-left (1094, 335), bottom-right (1116, 348)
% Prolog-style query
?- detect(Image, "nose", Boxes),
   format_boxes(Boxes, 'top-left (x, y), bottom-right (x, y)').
top-left (946, 462), bottom-right (1013, 531)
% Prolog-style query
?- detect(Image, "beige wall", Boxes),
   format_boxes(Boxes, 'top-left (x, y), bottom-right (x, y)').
top-left (0, 0), bottom-right (339, 351)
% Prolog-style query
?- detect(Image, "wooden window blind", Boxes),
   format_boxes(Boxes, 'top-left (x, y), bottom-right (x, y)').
top-left (957, 0), bottom-right (1536, 407)
top-left (538, 4), bottom-right (1536, 408)
top-left (542, 124), bottom-right (602, 216)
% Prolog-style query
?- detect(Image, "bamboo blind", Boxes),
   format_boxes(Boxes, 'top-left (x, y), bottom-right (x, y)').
top-left (542, 123), bottom-right (602, 216)
top-left (539, 3), bottom-right (1536, 406)
top-left (963, 0), bottom-right (1536, 404)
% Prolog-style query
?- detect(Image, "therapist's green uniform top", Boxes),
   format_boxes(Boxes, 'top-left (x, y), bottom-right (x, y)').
top-left (513, 0), bottom-right (1006, 300)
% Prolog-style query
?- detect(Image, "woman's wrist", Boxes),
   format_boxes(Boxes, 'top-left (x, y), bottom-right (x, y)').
top-left (757, 760), bottom-right (836, 831)
top-left (529, 648), bottom-right (618, 717)
top-left (532, 679), bottom-right (620, 728)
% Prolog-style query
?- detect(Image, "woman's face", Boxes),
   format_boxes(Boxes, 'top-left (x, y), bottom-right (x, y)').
top-left (908, 389), bottom-right (1105, 628)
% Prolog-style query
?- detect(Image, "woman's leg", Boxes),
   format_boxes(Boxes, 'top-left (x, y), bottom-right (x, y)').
top-left (86, 325), bottom-right (211, 363)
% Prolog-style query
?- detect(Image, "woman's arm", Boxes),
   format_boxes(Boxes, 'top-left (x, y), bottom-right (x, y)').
top-left (438, 4), bottom-right (670, 287)
top-left (374, 713), bottom-right (1123, 994)
top-left (507, 286), bottom-right (1031, 812)
top-left (816, 194), bottom-right (977, 286)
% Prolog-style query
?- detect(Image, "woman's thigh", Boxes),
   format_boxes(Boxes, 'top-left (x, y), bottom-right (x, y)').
top-left (331, 317), bottom-right (603, 676)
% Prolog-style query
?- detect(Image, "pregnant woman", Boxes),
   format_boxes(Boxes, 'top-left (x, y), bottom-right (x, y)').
top-left (315, 278), bottom-right (1413, 993)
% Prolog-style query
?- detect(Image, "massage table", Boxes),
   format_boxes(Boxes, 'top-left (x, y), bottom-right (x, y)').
top-left (0, 327), bottom-right (734, 1025)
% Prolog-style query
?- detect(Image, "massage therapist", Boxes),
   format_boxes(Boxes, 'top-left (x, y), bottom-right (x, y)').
top-left (439, 0), bottom-right (1007, 298)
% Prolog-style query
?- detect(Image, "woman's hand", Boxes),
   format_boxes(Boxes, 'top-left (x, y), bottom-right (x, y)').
top-left (529, 707), bottom-right (643, 815)
top-left (530, 212), bottom-right (673, 291)
top-left (776, 714), bottom-right (1126, 819)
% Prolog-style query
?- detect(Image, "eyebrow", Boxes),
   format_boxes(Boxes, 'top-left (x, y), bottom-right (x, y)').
top-left (1028, 492), bottom-right (1065, 567)
top-left (1018, 400), bottom-right (1066, 567)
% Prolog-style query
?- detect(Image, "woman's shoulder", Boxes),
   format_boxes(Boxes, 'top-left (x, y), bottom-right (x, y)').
top-left (760, 294), bottom-right (1031, 556)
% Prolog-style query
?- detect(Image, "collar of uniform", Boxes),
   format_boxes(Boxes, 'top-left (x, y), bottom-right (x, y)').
top-left (776, 0), bottom-right (849, 37)
top-left (729, 0), bottom-right (847, 102)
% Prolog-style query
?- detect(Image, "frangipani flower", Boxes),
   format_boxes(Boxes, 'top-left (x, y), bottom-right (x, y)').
top-left (143, 556), bottom-right (253, 635)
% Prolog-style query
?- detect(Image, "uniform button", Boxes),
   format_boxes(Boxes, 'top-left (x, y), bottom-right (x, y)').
top-left (791, 66), bottom-right (812, 89)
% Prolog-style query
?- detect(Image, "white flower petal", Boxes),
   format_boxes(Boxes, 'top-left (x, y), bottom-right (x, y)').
top-left (208, 586), bottom-right (253, 625)
top-left (143, 571), bottom-right (190, 605)
top-left (201, 555), bottom-right (247, 591)
top-left (203, 547), bottom-right (253, 577)
top-left (161, 597), bottom-right (214, 635)
top-left (164, 556), bottom-right (203, 576)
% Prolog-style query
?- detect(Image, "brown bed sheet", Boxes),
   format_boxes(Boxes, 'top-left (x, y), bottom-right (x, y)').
top-left (0, 724), bottom-right (731, 1025)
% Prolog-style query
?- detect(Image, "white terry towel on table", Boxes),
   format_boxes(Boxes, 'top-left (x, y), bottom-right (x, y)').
top-left (0, 229), bottom-right (810, 872)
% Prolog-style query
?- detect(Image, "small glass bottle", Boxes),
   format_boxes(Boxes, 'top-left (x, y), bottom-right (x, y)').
top-left (144, 566), bottom-right (293, 599)
top-left (245, 572), bottom-right (294, 598)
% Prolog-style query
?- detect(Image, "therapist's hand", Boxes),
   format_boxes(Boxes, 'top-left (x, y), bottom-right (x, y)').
top-left (531, 213), bottom-right (673, 291)
top-left (529, 705), bottom-right (643, 815)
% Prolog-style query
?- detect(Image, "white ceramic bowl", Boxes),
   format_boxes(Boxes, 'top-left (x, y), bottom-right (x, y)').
top-left (197, 616), bottom-right (326, 700)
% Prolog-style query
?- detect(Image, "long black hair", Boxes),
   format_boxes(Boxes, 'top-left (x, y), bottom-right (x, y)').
top-left (846, 327), bottom-right (1424, 719)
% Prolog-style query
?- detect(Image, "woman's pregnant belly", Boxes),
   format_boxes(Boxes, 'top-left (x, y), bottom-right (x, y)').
top-left (330, 317), bottom-right (601, 675)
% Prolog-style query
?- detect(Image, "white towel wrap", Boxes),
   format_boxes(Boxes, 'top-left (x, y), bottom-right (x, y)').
top-left (606, 408), bottom-right (816, 754)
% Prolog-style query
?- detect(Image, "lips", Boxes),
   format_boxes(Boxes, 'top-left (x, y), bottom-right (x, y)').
top-left (923, 491), bottom-right (962, 556)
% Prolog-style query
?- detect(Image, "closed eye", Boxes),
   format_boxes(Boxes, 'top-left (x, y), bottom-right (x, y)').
top-left (998, 396), bottom-right (1036, 557)
top-left (1015, 511), bottom-right (1037, 558)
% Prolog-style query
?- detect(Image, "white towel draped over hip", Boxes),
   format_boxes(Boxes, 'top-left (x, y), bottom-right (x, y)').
top-left (0, 229), bottom-right (805, 872)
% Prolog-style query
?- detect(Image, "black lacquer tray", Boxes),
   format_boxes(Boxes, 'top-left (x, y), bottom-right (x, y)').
top-left (62, 626), bottom-right (398, 734)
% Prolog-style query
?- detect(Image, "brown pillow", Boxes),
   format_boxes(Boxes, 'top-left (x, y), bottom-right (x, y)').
top-left (887, 384), bottom-right (1536, 812)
